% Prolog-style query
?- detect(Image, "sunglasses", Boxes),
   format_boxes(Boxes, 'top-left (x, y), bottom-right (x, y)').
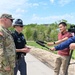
top-left (10, 19), bottom-right (13, 22)
top-left (19, 26), bottom-right (23, 27)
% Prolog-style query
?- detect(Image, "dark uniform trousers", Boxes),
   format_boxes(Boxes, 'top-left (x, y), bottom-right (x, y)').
top-left (14, 55), bottom-right (27, 75)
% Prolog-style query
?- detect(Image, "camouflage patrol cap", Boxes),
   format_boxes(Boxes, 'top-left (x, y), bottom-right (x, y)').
top-left (0, 13), bottom-right (14, 20)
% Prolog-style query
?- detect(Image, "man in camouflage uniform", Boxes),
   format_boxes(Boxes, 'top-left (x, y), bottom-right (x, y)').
top-left (0, 14), bottom-right (16, 75)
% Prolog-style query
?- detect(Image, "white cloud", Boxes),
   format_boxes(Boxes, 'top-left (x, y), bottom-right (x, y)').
top-left (32, 14), bottom-right (67, 21)
top-left (15, 8), bottom-right (27, 13)
top-left (39, 2), bottom-right (47, 6)
top-left (33, 3), bottom-right (39, 7)
top-left (27, 2), bottom-right (47, 8)
top-left (0, 0), bottom-right (31, 22)
top-left (0, 0), bottom-right (28, 14)
top-left (58, 0), bottom-right (72, 6)
top-left (0, 0), bottom-right (27, 8)
top-left (50, 0), bottom-right (55, 3)
top-left (49, 0), bottom-right (73, 6)
top-left (0, 0), bottom-right (75, 24)
top-left (31, 14), bottom-right (75, 24)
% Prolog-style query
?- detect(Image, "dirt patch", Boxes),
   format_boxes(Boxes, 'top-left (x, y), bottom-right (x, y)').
top-left (29, 46), bottom-right (75, 75)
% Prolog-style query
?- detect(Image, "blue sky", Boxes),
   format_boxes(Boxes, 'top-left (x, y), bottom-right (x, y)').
top-left (0, 0), bottom-right (75, 24)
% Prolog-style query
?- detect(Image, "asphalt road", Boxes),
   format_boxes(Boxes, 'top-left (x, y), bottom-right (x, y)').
top-left (17, 53), bottom-right (54, 75)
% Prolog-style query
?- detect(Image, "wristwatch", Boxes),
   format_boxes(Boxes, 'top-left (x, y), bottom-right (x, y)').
top-left (54, 42), bottom-right (55, 44)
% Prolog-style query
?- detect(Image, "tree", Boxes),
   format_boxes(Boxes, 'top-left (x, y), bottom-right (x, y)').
top-left (33, 30), bottom-right (38, 41)
top-left (24, 27), bottom-right (32, 40)
top-left (50, 29), bottom-right (58, 41)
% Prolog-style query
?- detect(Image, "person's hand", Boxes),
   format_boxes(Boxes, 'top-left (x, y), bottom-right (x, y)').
top-left (25, 47), bottom-right (31, 49)
top-left (21, 47), bottom-right (30, 53)
top-left (4, 66), bottom-right (11, 71)
top-left (50, 47), bottom-right (56, 51)
top-left (69, 43), bottom-right (75, 50)
top-left (47, 42), bottom-right (53, 46)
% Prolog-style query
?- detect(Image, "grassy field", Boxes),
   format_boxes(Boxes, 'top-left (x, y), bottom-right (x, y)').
top-left (27, 41), bottom-right (75, 59)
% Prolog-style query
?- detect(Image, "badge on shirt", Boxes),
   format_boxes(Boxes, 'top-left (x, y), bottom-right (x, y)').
top-left (22, 36), bottom-right (25, 40)
top-left (17, 38), bottom-right (21, 43)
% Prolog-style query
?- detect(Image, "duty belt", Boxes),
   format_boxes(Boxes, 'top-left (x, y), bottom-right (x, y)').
top-left (20, 54), bottom-right (24, 58)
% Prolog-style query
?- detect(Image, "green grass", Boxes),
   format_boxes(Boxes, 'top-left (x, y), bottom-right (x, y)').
top-left (72, 50), bottom-right (75, 59)
top-left (27, 41), bottom-right (48, 50)
top-left (27, 41), bottom-right (75, 59)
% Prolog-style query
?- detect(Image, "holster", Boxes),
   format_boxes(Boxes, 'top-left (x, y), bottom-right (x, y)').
top-left (16, 53), bottom-right (25, 59)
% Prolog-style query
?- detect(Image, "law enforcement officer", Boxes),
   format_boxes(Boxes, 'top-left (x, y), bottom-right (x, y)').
top-left (12, 19), bottom-right (30, 75)
top-left (0, 13), bottom-right (16, 75)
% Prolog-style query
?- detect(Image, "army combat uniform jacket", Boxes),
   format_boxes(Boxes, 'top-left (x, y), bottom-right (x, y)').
top-left (0, 26), bottom-right (16, 75)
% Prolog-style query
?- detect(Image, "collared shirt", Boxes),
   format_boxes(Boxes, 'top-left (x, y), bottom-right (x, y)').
top-left (12, 30), bottom-right (26, 49)
top-left (12, 30), bottom-right (26, 58)
top-left (57, 31), bottom-right (72, 56)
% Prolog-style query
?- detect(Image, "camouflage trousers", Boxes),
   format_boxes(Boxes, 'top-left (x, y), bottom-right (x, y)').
top-left (0, 69), bottom-right (14, 75)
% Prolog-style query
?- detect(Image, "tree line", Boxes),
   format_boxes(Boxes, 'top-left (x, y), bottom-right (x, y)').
top-left (10, 19), bottom-right (74, 42)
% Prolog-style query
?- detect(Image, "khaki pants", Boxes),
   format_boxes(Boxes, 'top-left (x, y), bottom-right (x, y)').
top-left (54, 55), bottom-right (69, 75)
